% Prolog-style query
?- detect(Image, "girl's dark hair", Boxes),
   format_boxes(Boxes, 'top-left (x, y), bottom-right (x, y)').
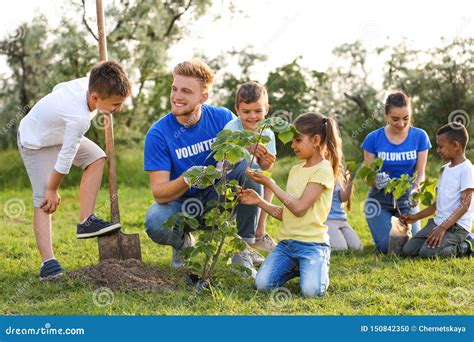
top-left (294, 113), bottom-right (343, 180)
top-left (385, 91), bottom-right (411, 114)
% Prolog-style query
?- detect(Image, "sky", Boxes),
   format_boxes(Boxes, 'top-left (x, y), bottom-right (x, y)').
top-left (0, 0), bottom-right (473, 87)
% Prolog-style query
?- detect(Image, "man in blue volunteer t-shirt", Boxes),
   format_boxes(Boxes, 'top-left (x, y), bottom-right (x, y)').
top-left (144, 59), bottom-right (262, 276)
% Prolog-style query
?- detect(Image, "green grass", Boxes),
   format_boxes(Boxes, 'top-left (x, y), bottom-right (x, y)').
top-left (0, 155), bottom-right (473, 315)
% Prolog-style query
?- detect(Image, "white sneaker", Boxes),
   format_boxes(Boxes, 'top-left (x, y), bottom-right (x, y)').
top-left (246, 247), bottom-right (265, 267)
top-left (171, 232), bottom-right (195, 269)
top-left (251, 233), bottom-right (276, 253)
top-left (231, 250), bottom-right (257, 279)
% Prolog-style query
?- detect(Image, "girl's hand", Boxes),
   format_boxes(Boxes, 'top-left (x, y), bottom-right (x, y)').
top-left (237, 187), bottom-right (262, 205)
top-left (246, 168), bottom-right (272, 186)
top-left (344, 169), bottom-right (352, 183)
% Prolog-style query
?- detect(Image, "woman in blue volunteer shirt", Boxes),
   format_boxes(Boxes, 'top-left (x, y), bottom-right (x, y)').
top-left (361, 91), bottom-right (431, 253)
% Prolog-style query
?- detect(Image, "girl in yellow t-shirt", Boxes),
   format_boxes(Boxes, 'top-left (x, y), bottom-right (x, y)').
top-left (238, 113), bottom-right (342, 297)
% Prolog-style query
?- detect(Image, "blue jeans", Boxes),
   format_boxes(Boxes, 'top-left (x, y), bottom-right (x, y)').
top-left (255, 240), bottom-right (331, 297)
top-left (145, 160), bottom-right (262, 249)
top-left (365, 187), bottom-right (420, 254)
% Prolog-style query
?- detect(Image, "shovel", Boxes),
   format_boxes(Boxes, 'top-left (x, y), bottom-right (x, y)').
top-left (95, 0), bottom-right (141, 261)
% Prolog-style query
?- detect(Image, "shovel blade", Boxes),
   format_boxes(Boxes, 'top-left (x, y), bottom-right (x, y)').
top-left (98, 231), bottom-right (141, 262)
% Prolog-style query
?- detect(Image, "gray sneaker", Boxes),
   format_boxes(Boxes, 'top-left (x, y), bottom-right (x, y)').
top-left (171, 232), bottom-right (195, 269)
top-left (231, 250), bottom-right (257, 279)
top-left (247, 247), bottom-right (265, 267)
top-left (251, 233), bottom-right (276, 253)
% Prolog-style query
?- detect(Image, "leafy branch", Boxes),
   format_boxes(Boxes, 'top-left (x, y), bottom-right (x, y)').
top-left (346, 157), bottom-right (383, 185)
top-left (163, 123), bottom-right (294, 289)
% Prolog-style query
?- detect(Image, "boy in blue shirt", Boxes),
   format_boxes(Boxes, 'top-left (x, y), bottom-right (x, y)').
top-left (223, 82), bottom-right (277, 252)
top-left (401, 123), bottom-right (474, 257)
top-left (144, 59), bottom-right (263, 277)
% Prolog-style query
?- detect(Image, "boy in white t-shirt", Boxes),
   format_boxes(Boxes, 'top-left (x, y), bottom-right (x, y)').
top-left (17, 61), bottom-right (132, 280)
top-left (401, 122), bottom-right (474, 257)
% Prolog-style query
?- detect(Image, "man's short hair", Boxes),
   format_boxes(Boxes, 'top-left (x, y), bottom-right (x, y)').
top-left (89, 61), bottom-right (132, 99)
top-left (172, 58), bottom-right (214, 92)
top-left (437, 122), bottom-right (469, 149)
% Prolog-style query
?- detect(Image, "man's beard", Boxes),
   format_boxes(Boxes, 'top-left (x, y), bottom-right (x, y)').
top-left (172, 104), bottom-right (200, 118)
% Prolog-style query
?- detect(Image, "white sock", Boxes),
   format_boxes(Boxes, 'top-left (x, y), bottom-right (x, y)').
top-left (41, 258), bottom-right (55, 267)
top-left (80, 215), bottom-right (91, 224)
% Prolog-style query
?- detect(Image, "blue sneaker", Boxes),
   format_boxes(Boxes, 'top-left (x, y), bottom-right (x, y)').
top-left (464, 234), bottom-right (474, 257)
top-left (76, 214), bottom-right (121, 239)
top-left (40, 259), bottom-right (64, 281)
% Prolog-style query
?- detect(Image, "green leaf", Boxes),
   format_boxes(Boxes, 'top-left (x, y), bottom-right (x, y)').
top-left (227, 146), bottom-right (244, 164)
top-left (186, 217), bottom-right (200, 230)
top-left (358, 166), bottom-right (372, 179)
top-left (162, 215), bottom-right (178, 230)
top-left (346, 161), bottom-right (358, 172)
top-left (421, 192), bottom-right (434, 206)
top-left (371, 158), bottom-right (383, 170)
top-left (225, 188), bottom-right (235, 201)
top-left (278, 129), bottom-right (294, 144)
top-left (252, 169), bottom-right (272, 178)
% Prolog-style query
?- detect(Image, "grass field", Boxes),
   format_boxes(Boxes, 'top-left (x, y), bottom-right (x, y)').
top-left (0, 151), bottom-right (473, 315)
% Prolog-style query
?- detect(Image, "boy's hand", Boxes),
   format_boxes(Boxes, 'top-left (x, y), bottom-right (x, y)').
top-left (246, 168), bottom-right (273, 186)
top-left (399, 213), bottom-right (418, 225)
top-left (40, 190), bottom-right (61, 214)
top-left (248, 143), bottom-right (268, 159)
top-left (258, 152), bottom-right (276, 169)
top-left (426, 226), bottom-right (446, 248)
top-left (237, 187), bottom-right (262, 205)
